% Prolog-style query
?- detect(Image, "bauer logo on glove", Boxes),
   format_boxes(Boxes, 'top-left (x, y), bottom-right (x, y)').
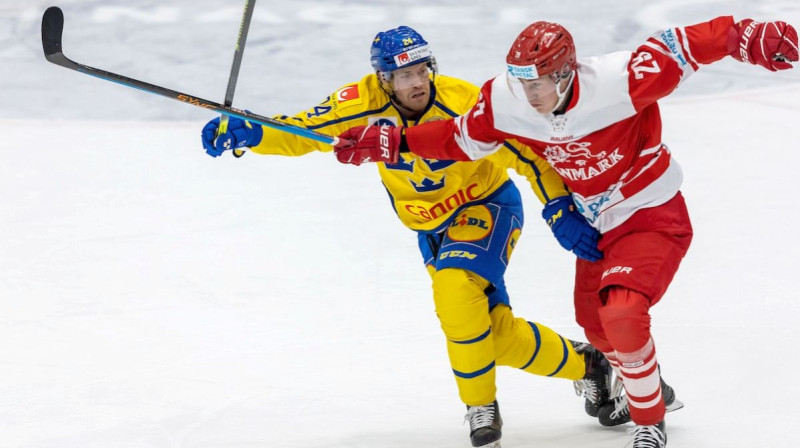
top-left (334, 124), bottom-right (402, 166)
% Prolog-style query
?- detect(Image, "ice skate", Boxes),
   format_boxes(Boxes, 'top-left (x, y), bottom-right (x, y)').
top-left (598, 376), bottom-right (683, 426)
top-left (571, 341), bottom-right (612, 417)
top-left (465, 400), bottom-right (502, 448)
top-left (629, 420), bottom-right (667, 448)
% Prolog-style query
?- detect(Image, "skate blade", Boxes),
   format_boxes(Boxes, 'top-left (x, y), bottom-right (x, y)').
top-left (666, 398), bottom-right (684, 413)
top-left (476, 442), bottom-right (501, 448)
top-left (610, 375), bottom-right (624, 399)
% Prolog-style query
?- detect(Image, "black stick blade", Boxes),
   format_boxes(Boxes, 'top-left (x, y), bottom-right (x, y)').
top-left (42, 6), bottom-right (64, 59)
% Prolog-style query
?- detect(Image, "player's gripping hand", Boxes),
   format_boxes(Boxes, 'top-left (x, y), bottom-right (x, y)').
top-left (728, 19), bottom-right (798, 71)
top-left (201, 116), bottom-right (264, 157)
top-left (542, 195), bottom-right (603, 262)
top-left (334, 125), bottom-right (401, 166)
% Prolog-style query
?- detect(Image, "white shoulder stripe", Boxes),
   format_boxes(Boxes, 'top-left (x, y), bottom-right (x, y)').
top-left (643, 41), bottom-right (672, 58)
top-left (453, 115), bottom-right (503, 160)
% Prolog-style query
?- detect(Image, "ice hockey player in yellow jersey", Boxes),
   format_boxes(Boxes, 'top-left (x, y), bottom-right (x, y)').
top-left (201, 25), bottom-right (610, 448)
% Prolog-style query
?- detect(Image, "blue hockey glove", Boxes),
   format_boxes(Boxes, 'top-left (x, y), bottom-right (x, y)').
top-left (201, 116), bottom-right (263, 157)
top-left (542, 195), bottom-right (603, 262)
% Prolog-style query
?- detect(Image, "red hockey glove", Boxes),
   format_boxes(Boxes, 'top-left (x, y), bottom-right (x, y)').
top-left (334, 125), bottom-right (402, 166)
top-left (728, 19), bottom-right (798, 71)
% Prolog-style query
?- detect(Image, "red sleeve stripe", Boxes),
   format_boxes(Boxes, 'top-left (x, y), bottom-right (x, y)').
top-left (675, 27), bottom-right (700, 70)
top-left (619, 147), bottom-right (671, 199)
top-left (617, 143), bottom-right (662, 183)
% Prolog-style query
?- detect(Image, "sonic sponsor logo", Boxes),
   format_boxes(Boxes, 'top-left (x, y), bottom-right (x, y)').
top-left (405, 183), bottom-right (482, 221)
top-left (447, 205), bottom-right (493, 242)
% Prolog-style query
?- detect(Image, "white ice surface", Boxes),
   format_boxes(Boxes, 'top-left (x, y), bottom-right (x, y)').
top-left (2, 1), bottom-right (800, 447)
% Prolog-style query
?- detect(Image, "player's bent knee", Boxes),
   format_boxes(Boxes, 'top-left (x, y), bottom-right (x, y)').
top-left (597, 287), bottom-right (651, 353)
top-left (489, 305), bottom-right (515, 338)
top-left (432, 268), bottom-right (491, 340)
top-left (583, 328), bottom-right (614, 354)
top-left (432, 268), bottom-right (489, 305)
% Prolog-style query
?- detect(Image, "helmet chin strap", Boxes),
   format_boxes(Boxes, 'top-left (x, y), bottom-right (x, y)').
top-left (392, 95), bottom-right (420, 118)
top-left (550, 70), bottom-right (575, 113)
top-left (382, 84), bottom-right (416, 116)
top-left (550, 70), bottom-right (575, 114)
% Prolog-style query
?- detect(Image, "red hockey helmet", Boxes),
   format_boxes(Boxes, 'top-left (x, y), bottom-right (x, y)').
top-left (506, 21), bottom-right (577, 80)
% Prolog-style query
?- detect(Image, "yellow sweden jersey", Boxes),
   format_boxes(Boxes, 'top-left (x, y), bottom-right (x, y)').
top-left (251, 73), bottom-right (567, 232)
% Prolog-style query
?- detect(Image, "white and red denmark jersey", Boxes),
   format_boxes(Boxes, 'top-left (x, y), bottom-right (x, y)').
top-left (406, 16), bottom-right (734, 232)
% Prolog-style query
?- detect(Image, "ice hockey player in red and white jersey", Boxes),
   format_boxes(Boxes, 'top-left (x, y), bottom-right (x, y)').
top-left (332, 16), bottom-right (798, 448)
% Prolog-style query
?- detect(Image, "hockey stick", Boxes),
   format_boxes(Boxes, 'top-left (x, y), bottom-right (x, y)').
top-left (221, 0), bottom-right (256, 157)
top-left (41, 6), bottom-right (341, 146)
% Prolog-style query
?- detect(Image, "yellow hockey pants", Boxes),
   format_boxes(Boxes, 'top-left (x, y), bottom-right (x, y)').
top-left (430, 267), bottom-right (586, 406)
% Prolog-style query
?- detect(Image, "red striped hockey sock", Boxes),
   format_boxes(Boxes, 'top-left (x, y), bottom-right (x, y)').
top-left (616, 338), bottom-right (664, 425)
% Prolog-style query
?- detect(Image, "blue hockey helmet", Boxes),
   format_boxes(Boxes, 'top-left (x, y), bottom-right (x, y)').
top-left (370, 26), bottom-right (437, 76)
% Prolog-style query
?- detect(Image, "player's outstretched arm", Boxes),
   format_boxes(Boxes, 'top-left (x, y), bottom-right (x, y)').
top-left (333, 121), bottom-right (475, 166)
top-left (626, 17), bottom-right (796, 112)
top-left (728, 19), bottom-right (798, 71)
